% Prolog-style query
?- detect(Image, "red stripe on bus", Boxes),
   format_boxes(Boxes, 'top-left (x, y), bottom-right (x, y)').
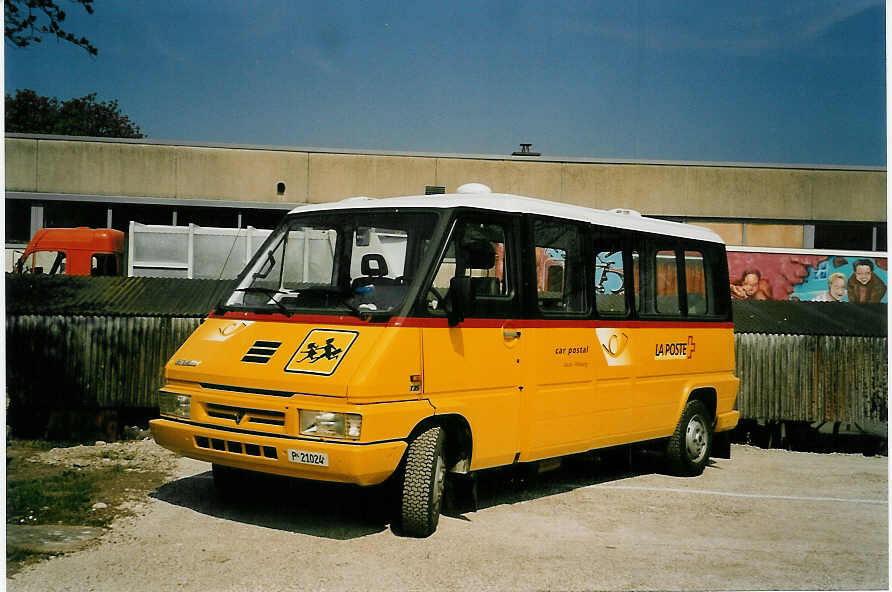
top-left (209, 311), bottom-right (374, 326)
top-left (388, 318), bottom-right (734, 329)
top-left (210, 311), bottom-right (733, 330)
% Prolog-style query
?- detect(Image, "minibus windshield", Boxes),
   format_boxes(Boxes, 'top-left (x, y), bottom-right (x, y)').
top-left (223, 210), bottom-right (438, 316)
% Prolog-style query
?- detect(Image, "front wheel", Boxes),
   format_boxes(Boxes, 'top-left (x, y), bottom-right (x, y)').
top-left (666, 400), bottom-right (712, 476)
top-left (399, 426), bottom-right (446, 537)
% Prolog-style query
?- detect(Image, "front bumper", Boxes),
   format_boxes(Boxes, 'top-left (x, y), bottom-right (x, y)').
top-left (151, 418), bottom-right (407, 486)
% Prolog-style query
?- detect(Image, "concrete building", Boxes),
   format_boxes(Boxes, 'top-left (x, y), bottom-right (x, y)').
top-left (5, 134), bottom-right (887, 261)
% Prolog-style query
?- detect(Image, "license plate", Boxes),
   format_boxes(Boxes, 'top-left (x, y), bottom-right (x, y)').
top-left (287, 449), bottom-right (329, 467)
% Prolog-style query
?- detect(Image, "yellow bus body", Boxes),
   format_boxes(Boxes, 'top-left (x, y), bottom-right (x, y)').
top-left (151, 315), bottom-right (738, 484)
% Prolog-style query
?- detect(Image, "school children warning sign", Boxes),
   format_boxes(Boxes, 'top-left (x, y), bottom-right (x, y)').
top-left (285, 329), bottom-right (359, 376)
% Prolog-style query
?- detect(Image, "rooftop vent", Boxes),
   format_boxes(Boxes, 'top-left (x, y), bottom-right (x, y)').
top-left (425, 185), bottom-right (446, 195)
top-left (512, 143), bottom-right (540, 156)
top-left (457, 183), bottom-right (492, 194)
top-left (609, 208), bottom-right (642, 217)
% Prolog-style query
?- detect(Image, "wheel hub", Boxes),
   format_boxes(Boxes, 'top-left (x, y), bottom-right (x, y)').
top-left (685, 415), bottom-right (708, 463)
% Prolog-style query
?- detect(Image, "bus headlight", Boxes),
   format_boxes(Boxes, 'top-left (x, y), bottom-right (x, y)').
top-left (159, 391), bottom-right (191, 419)
top-left (299, 410), bottom-right (362, 440)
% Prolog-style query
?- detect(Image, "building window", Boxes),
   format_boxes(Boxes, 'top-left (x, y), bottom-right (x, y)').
top-left (814, 223), bottom-right (886, 251)
top-left (44, 202), bottom-right (108, 229)
top-left (5, 200), bottom-right (32, 243)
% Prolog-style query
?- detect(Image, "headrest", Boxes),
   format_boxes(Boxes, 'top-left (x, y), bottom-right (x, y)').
top-left (360, 253), bottom-right (388, 277)
top-left (462, 239), bottom-right (496, 270)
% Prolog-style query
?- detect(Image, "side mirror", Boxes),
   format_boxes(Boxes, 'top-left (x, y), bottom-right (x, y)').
top-left (447, 276), bottom-right (475, 326)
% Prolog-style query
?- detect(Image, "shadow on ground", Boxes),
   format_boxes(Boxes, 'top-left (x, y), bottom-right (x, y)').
top-left (150, 469), bottom-right (395, 540)
top-left (150, 446), bottom-right (694, 540)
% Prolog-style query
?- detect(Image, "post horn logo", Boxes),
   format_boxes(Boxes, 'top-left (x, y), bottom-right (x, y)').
top-left (602, 332), bottom-right (629, 358)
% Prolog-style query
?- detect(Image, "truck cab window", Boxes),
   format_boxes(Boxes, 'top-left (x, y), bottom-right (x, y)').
top-left (21, 251), bottom-right (66, 275)
top-left (91, 254), bottom-right (118, 276)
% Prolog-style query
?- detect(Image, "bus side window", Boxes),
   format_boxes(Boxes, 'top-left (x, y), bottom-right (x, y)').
top-left (595, 247), bottom-right (626, 315)
top-left (655, 249), bottom-right (681, 315)
top-left (685, 250), bottom-right (708, 315)
top-left (533, 219), bottom-right (587, 314)
top-left (426, 218), bottom-right (515, 317)
top-left (593, 234), bottom-right (640, 316)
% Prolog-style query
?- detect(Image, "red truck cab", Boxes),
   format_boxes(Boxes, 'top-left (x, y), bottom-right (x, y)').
top-left (15, 227), bottom-right (125, 276)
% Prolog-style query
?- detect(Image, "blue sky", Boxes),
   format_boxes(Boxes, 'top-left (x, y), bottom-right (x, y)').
top-left (4, 0), bottom-right (886, 165)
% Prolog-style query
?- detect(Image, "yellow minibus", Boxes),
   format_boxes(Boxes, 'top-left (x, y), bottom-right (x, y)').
top-left (151, 183), bottom-right (739, 537)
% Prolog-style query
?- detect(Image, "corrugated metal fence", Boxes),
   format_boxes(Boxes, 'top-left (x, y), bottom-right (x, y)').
top-left (735, 333), bottom-right (888, 424)
top-left (6, 315), bottom-right (201, 409)
top-left (8, 315), bottom-right (887, 425)
top-left (4, 275), bottom-right (888, 436)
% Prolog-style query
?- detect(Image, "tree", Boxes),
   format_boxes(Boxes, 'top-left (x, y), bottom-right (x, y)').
top-left (6, 89), bottom-right (146, 138)
top-left (5, 0), bottom-right (98, 55)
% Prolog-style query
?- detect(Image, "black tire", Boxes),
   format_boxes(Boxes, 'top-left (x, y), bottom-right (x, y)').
top-left (399, 426), bottom-right (446, 537)
top-left (666, 400), bottom-right (712, 476)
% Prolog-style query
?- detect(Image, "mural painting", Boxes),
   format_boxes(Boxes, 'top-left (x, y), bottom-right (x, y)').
top-left (728, 251), bottom-right (888, 303)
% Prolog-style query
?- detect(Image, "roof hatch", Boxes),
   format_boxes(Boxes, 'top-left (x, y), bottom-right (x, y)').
top-left (456, 183), bottom-right (492, 194)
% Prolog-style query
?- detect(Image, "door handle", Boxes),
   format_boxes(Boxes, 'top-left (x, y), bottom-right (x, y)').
top-left (503, 329), bottom-right (522, 339)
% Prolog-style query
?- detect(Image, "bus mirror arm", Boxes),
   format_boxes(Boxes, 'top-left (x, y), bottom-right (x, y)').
top-left (447, 276), bottom-right (475, 327)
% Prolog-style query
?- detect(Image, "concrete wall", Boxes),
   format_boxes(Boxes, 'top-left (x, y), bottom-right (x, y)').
top-left (7, 136), bottom-right (886, 248)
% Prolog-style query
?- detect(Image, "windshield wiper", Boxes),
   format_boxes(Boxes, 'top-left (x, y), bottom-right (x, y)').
top-left (232, 287), bottom-right (292, 316)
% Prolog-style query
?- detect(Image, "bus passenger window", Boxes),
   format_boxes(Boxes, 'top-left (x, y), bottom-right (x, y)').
top-left (595, 249), bottom-right (626, 314)
top-left (534, 220), bottom-right (586, 314)
top-left (655, 249), bottom-right (680, 314)
top-left (685, 250), bottom-right (708, 315)
top-left (426, 220), bottom-right (513, 316)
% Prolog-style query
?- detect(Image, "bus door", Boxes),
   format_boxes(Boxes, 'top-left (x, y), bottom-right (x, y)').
top-left (421, 215), bottom-right (524, 469)
top-left (520, 217), bottom-right (596, 461)
top-left (590, 237), bottom-right (641, 447)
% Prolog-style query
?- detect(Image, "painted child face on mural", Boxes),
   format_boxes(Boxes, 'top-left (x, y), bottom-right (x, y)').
top-left (829, 276), bottom-right (846, 301)
top-left (742, 272), bottom-right (760, 296)
top-left (854, 264), bottom-right (873, 285)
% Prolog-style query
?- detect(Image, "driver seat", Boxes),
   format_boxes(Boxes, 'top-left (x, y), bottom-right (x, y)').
top-left (352, 254), bottom-right (399, 289)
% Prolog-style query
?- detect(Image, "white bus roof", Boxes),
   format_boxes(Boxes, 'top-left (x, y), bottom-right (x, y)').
top-left (289, 188), bottom-right (724, 244)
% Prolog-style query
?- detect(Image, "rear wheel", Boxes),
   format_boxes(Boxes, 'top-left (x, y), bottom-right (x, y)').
top-left (399, 426), bottom-right (446, 537)
top-left (666, 400), bottom-right (712, 476)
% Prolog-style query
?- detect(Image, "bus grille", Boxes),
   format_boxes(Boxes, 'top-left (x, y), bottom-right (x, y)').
top-left (194, 435), bottom-right (277, 459)
top-left (205, 402), bottom-right (286, 427)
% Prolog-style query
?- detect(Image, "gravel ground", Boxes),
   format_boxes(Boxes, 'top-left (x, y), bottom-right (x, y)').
top-left (23, 439), bottom-right (177, 472)
top-left (7, 444), bottom-right (888, 591)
